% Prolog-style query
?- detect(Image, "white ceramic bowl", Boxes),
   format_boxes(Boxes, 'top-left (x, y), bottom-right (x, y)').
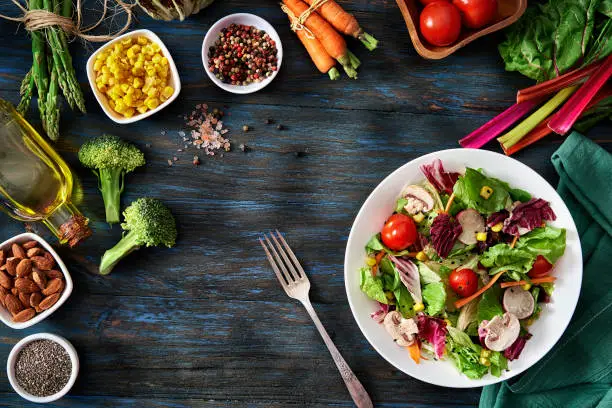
top-left (344, 149), bottom-right (582, 388)
top-left (86, 29), bottom-right (181, 124)
top-left (0, 233), bottom-right (73, 329)
top-left (7, 332), bottom-right (79, 403)
top-left (202, 13), bottom-right (283, 94)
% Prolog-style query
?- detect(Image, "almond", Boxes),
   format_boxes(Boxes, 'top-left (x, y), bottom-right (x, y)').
top-left (42, 278), bottom-right (64, 296)
top-left (30, 292), bottom-right (42, 309)
top-left (16, 258), bottom-right (32, 278)
top-left (11, 243), bottom-right (26, 259)
top-left (46, 269), bottom-right (64, 279)
top-left (32, 269), bottom-right (47, 290)
top-left (26, 247), bottom-right (44, 258)
top-left (12, 308), bottom-right (35, 323)
top-left (30, 256), bottom-right (54, 271)
top-left (39, 293), bottom-right (60, 310)
top-left (5, 294), bottom-right (23, 315)
top-left (0, 287), bottom-right (7, 307)
top-left (11, 288), bottom-right (18, 296)
top-left (5, 257), bottom-right (19, 276)
top-left (15, 278), bottom-right (39, 294)
top-left (0, 249), bottom-right (5, 266)
top-left (34, 306), bottom-right (42, 313)
top-left (0, 271), bottom-right (12, 289)
top-left (22, 241), bottom-right (39, 250)
top-left (18, 291), bottom-right (30, 308)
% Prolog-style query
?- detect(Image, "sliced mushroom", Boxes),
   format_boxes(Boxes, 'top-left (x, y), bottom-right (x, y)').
top-left (383, 311), bottom-right (418, 347)
top-left (456, 209), bottom-right (485, 245)
top-left (402, 185), bottom-right (434, 215)
top-left (483, 313), bottom-right (520, 352)
top-left (503, 287), bottom-right (535, 319)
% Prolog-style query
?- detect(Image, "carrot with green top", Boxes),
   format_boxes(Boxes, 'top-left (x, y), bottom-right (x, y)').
top-left (292, 18), bottom-right (340, 80)
top-left (303, 0), bottom-right (378, 51)
top-left (283, 0), bottom-right (359, 78)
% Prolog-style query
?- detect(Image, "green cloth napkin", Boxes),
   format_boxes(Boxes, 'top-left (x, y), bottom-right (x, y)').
top-left (480, 132), bottom-right (612, 408)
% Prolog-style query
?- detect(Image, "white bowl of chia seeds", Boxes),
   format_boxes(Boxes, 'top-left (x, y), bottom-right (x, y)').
top-left (7, 333), bottom-right (79, 403)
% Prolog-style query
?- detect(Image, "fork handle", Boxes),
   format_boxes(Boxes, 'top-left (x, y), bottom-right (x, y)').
top-left (302, 299), bottom-right (373, 408)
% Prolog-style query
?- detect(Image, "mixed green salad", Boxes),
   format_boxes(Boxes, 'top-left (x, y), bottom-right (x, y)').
top-left (361, 159), bottom-right (566, 379)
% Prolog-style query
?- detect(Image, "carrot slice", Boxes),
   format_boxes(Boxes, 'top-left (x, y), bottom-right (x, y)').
top-left (371, 251), bottom-right (386, 276)
top-left (455, 271), bottom-right (504, 309)
top-left (407, 342), bottom-right (420, 364)
top-left (500, 276), bottom-right (556, 288)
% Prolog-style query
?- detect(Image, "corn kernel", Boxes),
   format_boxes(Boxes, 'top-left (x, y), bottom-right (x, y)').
top-left (480, 186), bottom-right (493, 199)
top-left (152, 54), bottom-right (162, 64)
top-left (481, 349), bottom-right (491, 358)
top-left (412, 212), bottom-right (425, 223)
top-left (123, 107), bottom-right (135, 118)
top-left (121, 38), bottom-right (133, 47)
top-left (522, 283), bottom-right (532, 291)
top-left (108, 99), bottom-right (115, 109)
top-left (114, 100), bottom-right (127, 114)
top-left (385, 291), bottom-right (395, 301)
top-left (123, 94), bottom-right (134, 107)
top-left (161, 57), bottom-right (168, 66)
top-left (137, 105), bottom-right (148, 114)
top-left (120, 83), bottom-right (130, 93)
top-left (161, 86), bottom-right (174, 99)
top-left (96, 83), bottom-right (107, 93)
top-left (415, 251), bottom-right (428, 262)
top-left (413, 302), bottom-right (424, 312)
top-left (137, 36), bottom-right (148, 45)
top-left (479, 357), bottom-right (491, 367)
top-left (145, 97), bottom-right (159, 110)
top-left (108, 77), bottom-right (116, 86)
top-left (132, 88), bottom-right (143, 99)
top-left (152, 43), bottom-right (161, 52)
top-left (476, 232), bottom-right (488, 242)
top-left (491, 222), bottom-right (503, 233)
top-left (93, 60), bottom-right (103, 71)
top-left (444, 318), bottom-right (452, 327)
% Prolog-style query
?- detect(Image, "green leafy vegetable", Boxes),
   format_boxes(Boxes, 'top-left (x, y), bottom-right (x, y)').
top-left (441, 193), bottom-right (466, 216)
top-left (446, 327), bottom-right (490, 379)
top-left (448, 243), bottom-right (477, 258)
top-left (395, 197), bottom-right (409, 214)
top-left (515, 226), bottom-right (567, 264)
top-left (490, 351), bottom-right (508, 377)
top-left (540, 282), bottom-right (555, 296)
top-left (453, 168), bottom-right (512, 215)
top-left (365, 234), bottom-right (413, 256)
top-left (480, 244), bottom-right (536, 275)
top-left (477, 285), bottom-right (504, 323)
top-left (422, 282), bottom-right (446, 316)
top-left (418, 262), bottom-right (441, 284)
top-left (380, 257), bottom-right (401, 291)
top-left (394, 285), bottom-right (415, 318)
top-left (360, 268), bottom-right (388, 304)
top-left (499, 0), bottom-right (608, 82)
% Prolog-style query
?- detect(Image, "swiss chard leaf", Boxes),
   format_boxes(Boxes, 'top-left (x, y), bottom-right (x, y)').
top-left (515, 226), bottom-right (567, 264)
top-left (453, 168), bottom-right (511, 215)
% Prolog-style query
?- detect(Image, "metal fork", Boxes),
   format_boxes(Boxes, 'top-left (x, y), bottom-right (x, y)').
top-left (260, 230), bottom-right (373, 408)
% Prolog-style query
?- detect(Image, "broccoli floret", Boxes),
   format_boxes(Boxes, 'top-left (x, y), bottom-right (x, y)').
top-left (99, 198), bottom-right (177, 275)
top-left (78, 134), bottom-right (145, 223)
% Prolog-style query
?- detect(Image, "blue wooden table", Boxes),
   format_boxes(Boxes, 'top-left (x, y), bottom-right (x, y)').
top-left (0, 1), bottom-right (610, 407)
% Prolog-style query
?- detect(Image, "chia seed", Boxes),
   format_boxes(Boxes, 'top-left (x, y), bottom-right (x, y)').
top-left (15, 340), bottom-right (71, 397)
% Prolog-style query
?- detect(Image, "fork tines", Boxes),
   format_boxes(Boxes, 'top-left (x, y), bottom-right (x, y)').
top-left (259, 230), bottom-right (306, 288)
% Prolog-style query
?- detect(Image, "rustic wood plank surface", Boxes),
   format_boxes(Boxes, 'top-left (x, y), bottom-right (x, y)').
top-left (0, 0), bottom-right (610, 407)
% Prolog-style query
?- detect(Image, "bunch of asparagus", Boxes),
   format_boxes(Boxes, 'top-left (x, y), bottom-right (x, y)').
top-left (18, 0), bottom-right (85, 141)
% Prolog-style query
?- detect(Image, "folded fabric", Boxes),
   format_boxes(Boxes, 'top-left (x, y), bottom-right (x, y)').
top-left (480, 132), bottom-right (612, 408)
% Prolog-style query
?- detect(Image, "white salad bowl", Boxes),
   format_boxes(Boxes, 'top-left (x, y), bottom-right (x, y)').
top-left (202, 13), bottom-right (283, 94)
top-left (344, 148), bottom-right (582, 388)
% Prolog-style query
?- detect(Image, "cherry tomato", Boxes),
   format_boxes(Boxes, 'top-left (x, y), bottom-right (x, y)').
top-left (381, 214), bottom-right (417, 251)
top-left (419, 0), bottom-right (448, 5)
top-left (453, 0), bottom-right (498, 29)
top-left (449, 268), bottom-right (479, 298)
top-left (528, 255), bottom-right (553, 278)
top-left (419, 2), bottom-right (462, 47)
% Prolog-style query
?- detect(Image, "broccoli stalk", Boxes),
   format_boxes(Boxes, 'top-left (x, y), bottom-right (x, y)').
top-left (78, 134), bottom-right (145, 224)
top-left (99, 197), bottom-right (177, 275)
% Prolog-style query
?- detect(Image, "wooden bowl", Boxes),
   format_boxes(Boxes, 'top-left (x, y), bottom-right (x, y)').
top-left (395, 0), bottom-right (527, 59)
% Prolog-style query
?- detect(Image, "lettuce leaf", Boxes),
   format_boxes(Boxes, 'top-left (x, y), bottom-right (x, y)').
top-left (446, 327), bottom-right (489, 379)
top-left (366, 234), bottom-right (413, 256)
top-left (480, 244), bottom-right (536, 275)
top-left (477, 285), bottom-right (504, 323)
top-left (515, 226), bottom-right (567, 264)
top-left (380, 257), bottom-right (401, 291)
top-left (423, 282), bottom-right (446, 316)
top-left (360, 268), bottom-right (388, 304)
top-left (418, 262), bottom-right (441, 284)
top-left (453, 168), bottom-right (512, 215)
top-left (393, 285), bottom-right (415, 318)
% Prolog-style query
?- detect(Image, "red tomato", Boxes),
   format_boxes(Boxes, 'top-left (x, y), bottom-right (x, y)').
top-left (381, 214), bottom-right (417, 251)
top-left (453, 0), bottom-right (498, 29)
top-left (419, 2), bottom-right (462, 47)
top-left (449, 268), bottom-right (479, 298)
top-left (419, 0), bottom-right (448, 4)
top-left (528, 255), bottom-right (553, 278)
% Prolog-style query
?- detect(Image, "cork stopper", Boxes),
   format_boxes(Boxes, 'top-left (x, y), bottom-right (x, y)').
top-left (59, 214), bottom-right (92, 248)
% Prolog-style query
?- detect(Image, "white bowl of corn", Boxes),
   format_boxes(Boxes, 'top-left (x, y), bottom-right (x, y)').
top-left (86, 29), bottom-right (181, 124)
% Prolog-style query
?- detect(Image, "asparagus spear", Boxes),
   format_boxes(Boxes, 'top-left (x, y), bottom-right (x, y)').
top-left (45, 54), bottom-right (60, 140)
top-left (17, 70), bottom-right (34, 115)
top-left (56, 0), bottom-right (86, 113)
top-left (30, 0), bottom-right (50, 135)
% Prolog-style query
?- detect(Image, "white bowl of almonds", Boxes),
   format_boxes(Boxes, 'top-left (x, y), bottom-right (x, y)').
top-left (0, 233), bottom-right (72, 329)
top-left (86, 29), bottom-right (181, 124)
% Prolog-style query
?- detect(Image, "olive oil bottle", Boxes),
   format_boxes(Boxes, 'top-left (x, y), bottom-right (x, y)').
top-left (0, 99), bottom-right (91, 247)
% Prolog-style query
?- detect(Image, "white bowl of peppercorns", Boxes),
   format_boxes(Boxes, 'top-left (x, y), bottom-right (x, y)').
top-left (202, 13), bottom-right (283, 94)
top-left (7, 333), bottom-right (79, 403)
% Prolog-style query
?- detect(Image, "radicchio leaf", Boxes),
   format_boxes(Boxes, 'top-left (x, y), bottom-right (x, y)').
top-left (370, 302), bottom-right (389, 323)
top-left (420, 159), bottom-right (460, 194)
top-left (417, 314), bottom-right (448, 359)
top-left (430, 213), bottom-right (462, 258)
top-left (389, 255), bottom-right (422, 303)
top-left (502, 199), bottom-right (556, 236)
top-left (487, 210), bottom-right (510, 227)
top-left (504, 334), bottom-right (532, 361)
